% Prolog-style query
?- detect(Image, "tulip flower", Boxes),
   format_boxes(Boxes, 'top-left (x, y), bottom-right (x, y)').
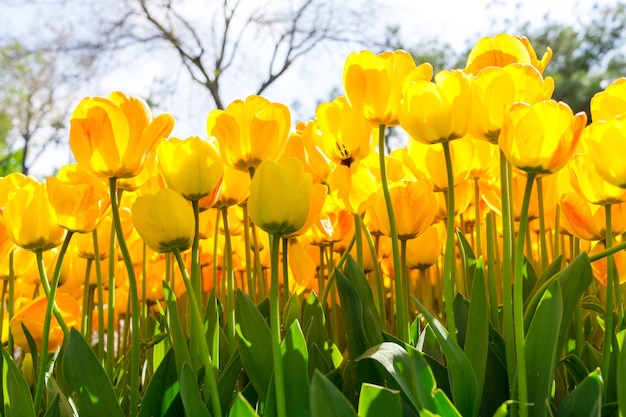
top-left (586, 118), bottom-right (626, 188)
top-left (70, 91), bottom-right (175, 179)
top-left (327, 160), bottom-right (377, 215)
top-left (560, 192), bottom-right (626, 241)
top-left (465, 33), bottom-right (552, 75)
top-left (589, 77), bottom-right (626, 121)
top-left (568, 153), bottom-right (626, 205)
top-left (157, 136), bottom-right (224, 203)
top-left (132, 188), bottom-right (195, 253)
top-left (248, 158), bottom-right (313, 237)
top-left (212, 165), bottom-right (251, 209)
top-left (405, 222), bottom-right (446, 270)
top-left (4, 181), bottom-right (66, 252)
top-left (590, 240), bottom-right (626, 287)
top-left (499, 100), bottom-right (586, 175)
top-left (282, 120), bottom-right (331, 184)
top-left (207, 95), bottom-right (291, 171)
top-left (343, 50), bottom-right (432, 126)
top-left (399, 69), bottom-right (472, 145)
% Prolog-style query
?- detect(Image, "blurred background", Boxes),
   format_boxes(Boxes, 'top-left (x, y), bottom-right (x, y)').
top-left (0, 0), bottom-right (624, 178)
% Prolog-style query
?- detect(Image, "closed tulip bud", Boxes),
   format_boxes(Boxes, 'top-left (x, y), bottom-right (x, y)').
top-left (207, 95), bottom-right (291, 171)
top-left (157, 136), bottom-right (224, 202)
top-left (405, 222), bottom-right (446, 270)
top-left (590, 77), bottom-right (626, 121)
top-left (248, 158), bottom-right (313, 236)
top-left (568, 153), bottom-right (626, 205)
top-left (132, 188), bottom-right (195, 253)
top-left (212, 165), bottom-right (251, 209)
top-left (343, 50), bottom-right (431, 126)
top-left (70, 91), bottom-right (175, 179)
top-left (559, 192), bottom-right (626, 241)
top-left (465, 33), bottom-right (552, 75)
top-left (586, 118), bottom-right (626, 188)
top-left (4, 181), bottom-right (66, 251)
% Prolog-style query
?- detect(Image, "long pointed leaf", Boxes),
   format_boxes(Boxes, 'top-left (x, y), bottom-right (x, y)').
top-left (281, 320), bottom-right (310, 416)
top-left (310, 370), bottom-right (356, 417)
top-left (2, 348), bottom-right (36, 417)
top-left (358, 383), bottom-right (401, 417)
top-left (465, 257), bottom-right (489, 407)
top-left (555, 368), bottom-right (602, 417)
top-left (180, 363), bottom-right (211, 417)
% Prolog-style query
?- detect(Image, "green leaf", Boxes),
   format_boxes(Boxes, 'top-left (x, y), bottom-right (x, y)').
top-left (281, 320), bottom-right (310, 417)
top-left (358, 342), bottom-right (436, 413)
top-left (412, 296), bottom-right (479, 417)
top-left (138, 348), bottom-right (183, 417)
top-left (62, 328), bottom-right (124, 417)
top-left (235, 290), bottom-right (273, 399)
top-left (357, 383), bottom-right (401, 417)
top-left (2, 348), bottom-right (36, 417)
top-left (46, 377), bottom-right (74, 417)
top-left (432, 389), bottom-right (462, 417)
top-left (555, 368), bottom-right (602, 417)
top-left (163, 281), bottom-right (192, 377)
top-left (228, 393), bottom-right (259, 417)
top-left (464, 257), bottom-right (489, 409)
top-left (618, 330), bottom-right (626, 417)
top-left (310, 370), bottom-right (356, 417)
top-left (456, 229), bottom-right (477, 299)
top-left (525, 280), bottom-right (563, 417)
top-left (179, 363), bottom-right (211, 417)
top-left (216, 350), bottom-right (243, 412)
top-left (282, 292), bottom-right (301, 334)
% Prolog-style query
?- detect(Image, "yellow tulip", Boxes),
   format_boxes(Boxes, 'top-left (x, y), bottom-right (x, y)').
top-left (305, 197), bottom-right (355, 247)
top-left (248, 158), bottom-right (313, 236)
top-left (400, 69), bottom-right (472, 145)
top-left (212, 165), bottom-right (251, 209)
top-left (71, 216), bottom-right (113, 260)
top-left (590, 77), bottom-right (626, 121)
top-left (157, 136), bottom-right (224, 202)
top-left (327, 160), bottom-right (377, 215)
top-left (46, 164), bottom-right (110, 233)
top-left (465, 33), bottom-right (552, 75)
top-left (560, 192), bottom-right (626, 241)
top-left (70, 91), bottom-right (175, 179)
top-left (207, 95), bottom-right (291, 171)
top-left (314, 96), bottom-right (374, 164)
top-left (568, 153), bottom-right (626, 205)
top-left (282, 120), bottom-right (331, 184)
top-left (590, 240), bottom-right (626, 287)
top-left (499, 100), bottom-right (586, 175)
top-left (405, 222), bottom-right (446, 270)
top-left (10, 293), bottom-right (81, 352)
top-left (132, 188), bottom-right (195, 253)
top-left (4, 181), bottom-right (66, 251)
top-left (343, 50), bottom-right (432, 126)
top-left (586, 118), bottom-right (626, 188)
top-left (469, 64), bottom-right (554, 143)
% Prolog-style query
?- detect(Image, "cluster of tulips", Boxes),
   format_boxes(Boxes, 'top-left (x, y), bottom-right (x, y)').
top-left (1, 32), bottom-right (626, 417)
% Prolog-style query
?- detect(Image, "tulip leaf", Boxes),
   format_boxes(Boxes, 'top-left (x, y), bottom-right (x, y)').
top-left (216, 350), bottom-right (242, 412)
top-left (46, 376), bottom-right (74, 417)
top-left (2, 348), bottom-right (36, 417)
top-left (525, 279), bottom-right (563, 417)
top-left (310, 370), bottom-right (357, 417)
top-left (179, 363), bottom-right (211, 417)
top-left (412, 296), bottom-right (479, 417)
top-left (432, 389), bottom-right (463, 417)
top-left (62, 328), bottom-right (124, 417)
top-left (138, 347), bottom-right (183, 417)
top-left (163, 281), bottom-right (192, 377)
top-left (456, 229), bottom-right (477, 299)
top-left (555, 368), bottom-right (602, 417)
top-left (357, 383), bottom-right (401, 417)
top-left (281, 320), bottom-right (310, 416)
top-left (618, 330), bottom-right (626, 417)
top-left (228, 393), bottom-right (259, 417)
top-left (235, 290), bottom-right (273, 399)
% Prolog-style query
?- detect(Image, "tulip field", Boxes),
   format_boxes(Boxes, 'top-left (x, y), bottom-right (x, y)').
top-left (2, 33), bottom-right (626, 416)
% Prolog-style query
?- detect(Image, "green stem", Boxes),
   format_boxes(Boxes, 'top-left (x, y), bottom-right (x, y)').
top-left (106, 208), bottom-right (117, 379)
top-left (270, 233), bottom-right (287, 417)
top-left (242, 203), bottom-right (256, 303)
top-left (33, 231), bottom-right (74, 413)
top-left (441, 141), bottom-right (457, 343)
top-left (378, 124), bottom-right (407, 342)
top-left (400, 239), bottom-right (411, 325)
top-left (82, 259), bottom-right (93, 337)
top-left (212, 209), bottom-right (221, 300)
top-left (500, 150), bottom-right (517, 395)
top-left (109, 177), bottom-right (140, 417)
top-left (353, 213), bottom-right (363, 268)
top-left (553, 205), bottom-right (561, 260)
top-left (282, 237), bottom-right (290, 303)
top-left (93, 229), bottom-right (106, 362)
top-left (602, 203), bottom-right (615, 400)
top-left (474, 177), bottom-right (483, 258)
top-left (8, 250), bottom-right (14, 355)
top-left (221, 206), bottom-right (236, 356)
top-left (359, 215), bottom-right (386, 326)
top-left (486, 212), bottom-right (500, 330)
top-left (536, 177), bottom-right (549, 271)
top-left (172, 249), bottom-right (222, 417)
top-left (513, 172), bottom-right (536, 417)
top-left (191, 200), bottom-right (202, 309)
top-left (318, 246), bottom-right (326, 297)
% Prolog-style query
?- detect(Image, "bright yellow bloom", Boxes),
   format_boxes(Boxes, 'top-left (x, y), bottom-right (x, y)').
top-left (367, 178), bottom-right (436, 240)
top-left (248, 158), bottom-right (313, 236)
top-left (207, 95), bottom-right (291, 171)
top-left (314, 96), bottom-right (374, 164)
top-left (400, 69), bottom-right (472, 144)
top-left (589, 77), bottom-right (626, 121)
top-left (499, 100), bottom-right (586, 175)
top-left (568, 153), bottom-right (626, 205)
top-left (212, 165), bottom-right (251, 209)
top-left (4, 181), bottom-right (66, 251)
top-left (405, 222), bottom-right (446, 270)
top-left (132, 188), bottom-right (195, 253)
top-left (583, 118), bottom-right (626, 188)
top-left (305, 195), bottom-right (355, 246)
top-left (465, 33), bottom-right (552, 75)
top-left (327, 160), bottom-right (377, 215)
top-left (70, 91), bottom-right (175, 179)
top-left (282, 120), bottom-right (331, 184)
top-left (71, 216), bottom-right (113, 260)
top-left (469, 64), bottom-right (554, 143)
top-left (10, 293), bottom-right (81, 352)
top-left (157, 136), bottom-right (224, 202)
top-left (560, 192), bottom-right (626, 241)
top-left (590, 240), bottom-right (626, 287)
top-left (46, 164), bottom-right (110, 233)
top-left (343, 50), bottom-right (432, 126)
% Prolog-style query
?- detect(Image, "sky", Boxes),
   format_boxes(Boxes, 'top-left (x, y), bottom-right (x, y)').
top-left (0, 0), bottom-right (617, 177)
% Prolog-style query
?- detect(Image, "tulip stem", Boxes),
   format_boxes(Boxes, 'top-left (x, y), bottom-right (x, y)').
top-left (486, 212), bottom-right (500, 330)
top-left (8, 250), bottom-right (15, 356)
top-left (33, 231), bottom-right (74, 414)
top-left (359, 214), bottom-right (386, 326)
top-left (378, 124), bottom-right (408, 342)
top-left (172, 249), bottom-right (222, 417)
top-left (441, 141), bottom-right (457, 343)
top-left (93, 229), bottom-right (106, 362)
top-left (106, 205), bottom-right (117, 380)
top-left (474, 177), bottom-right (483, 258)
top-left (109, 177), bottom-right (140, 417)
top-left (242, 203), bottom-right (256, 303)
top-left (513, 172), bottom-right (536, 417)
top-left (270, 233), bottom-right (288, 417)
top-left (282, 237), bottom-right (290, 304)
top-left (602, 203), bottom-right (615, 400)
top-left (536, 177), bottom-right (549, 271)
top-left (221, 207), bottom-right (236, 356)
top-left (353, 213), bottom-right (364, 268)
